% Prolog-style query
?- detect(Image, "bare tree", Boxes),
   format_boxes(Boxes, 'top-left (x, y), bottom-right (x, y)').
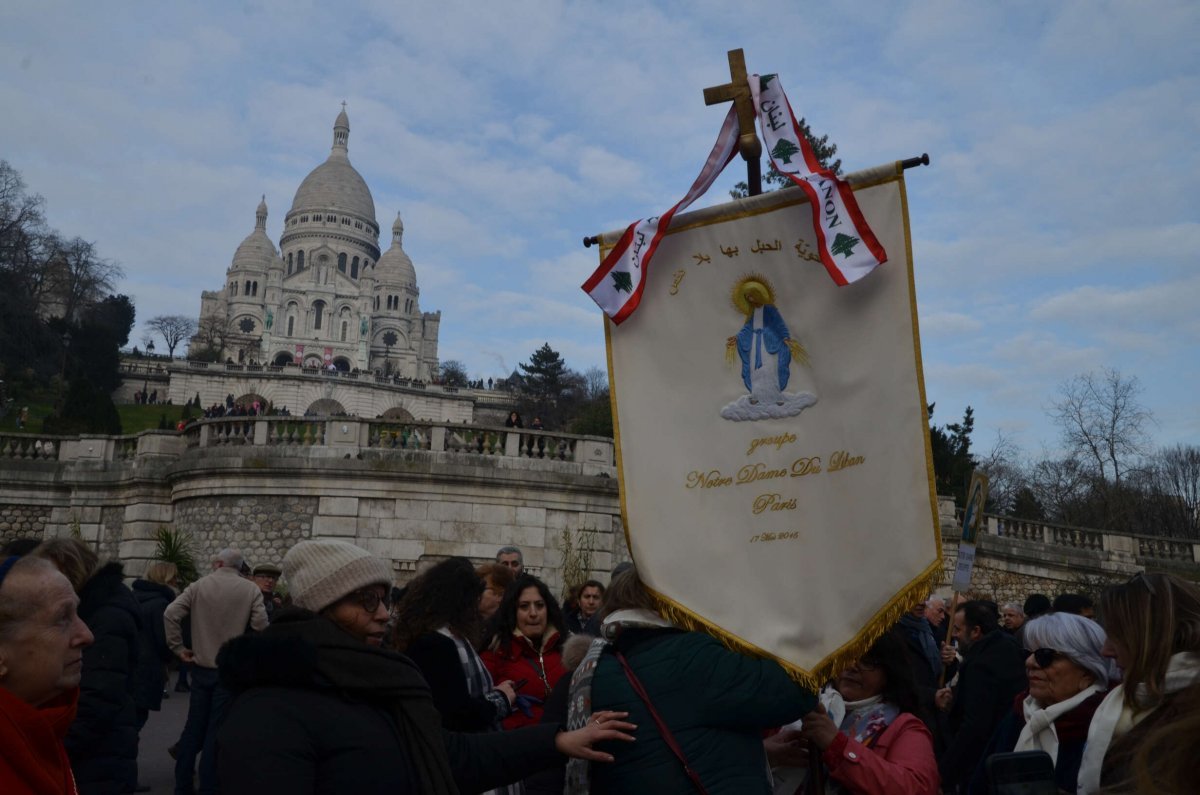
top-left (976, 429), bottom-right (1024, 514)
top-left (47, 236), bottom-right (123, 322)
top-left (1050, 368), bottom-right (1153, 485)
top-left (582, 366), bottom-right (609, 400)
top-left (1148, 445), bottom-right (1200, 539)
top-left (195, 314), bottom-right (230, 359)
top-left (146, 315), bottom-right (197, 359)
top-left (437, 359), bottom-right (469, 387)
top-left (1028, 454), bottom-right (1092, 525)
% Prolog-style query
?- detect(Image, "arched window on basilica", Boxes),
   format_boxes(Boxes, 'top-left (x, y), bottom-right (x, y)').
top-left (338, 253), bottom-right (347, 273)
top-left (312, 300), bottom-right (326, 331)
top-left (351, 256), bottom-right (359, 279)
top-left (297, 250), bottom-right (305, 270)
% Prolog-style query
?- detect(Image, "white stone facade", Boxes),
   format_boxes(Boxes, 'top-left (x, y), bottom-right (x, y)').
top-left (197, 109), bottom-right (440, 379)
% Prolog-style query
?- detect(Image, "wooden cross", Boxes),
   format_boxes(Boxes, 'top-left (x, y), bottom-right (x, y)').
top-left (703, 48), bottom-right (762, 195)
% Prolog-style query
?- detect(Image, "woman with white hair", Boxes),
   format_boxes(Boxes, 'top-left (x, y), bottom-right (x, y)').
top-left (967, 612), bottom-right (1109, 794)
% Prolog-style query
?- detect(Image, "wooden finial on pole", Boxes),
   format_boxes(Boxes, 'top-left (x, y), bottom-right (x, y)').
top-left (703, 48), bottom-right (762, 196)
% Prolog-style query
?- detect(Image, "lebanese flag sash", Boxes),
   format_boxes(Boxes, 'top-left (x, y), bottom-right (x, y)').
top-left (583, 106), bottom-right (740, 325)
top-left (750, 74), bottom-right (887, 285)
top-left (583, 74), bottom-right (887, 322)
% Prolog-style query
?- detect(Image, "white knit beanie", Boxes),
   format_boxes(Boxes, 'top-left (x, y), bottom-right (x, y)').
top-left (283, 539), bottom-right (394, 612)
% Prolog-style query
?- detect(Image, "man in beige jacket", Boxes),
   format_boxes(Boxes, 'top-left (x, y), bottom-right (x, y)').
top-left (164, 548), bottom-right (266, 795)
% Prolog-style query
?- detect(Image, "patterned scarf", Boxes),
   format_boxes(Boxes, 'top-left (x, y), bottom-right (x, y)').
top-left (437, 627), bottom-right (508, 722)
top-left (563, 609), bottom-right (675, 795)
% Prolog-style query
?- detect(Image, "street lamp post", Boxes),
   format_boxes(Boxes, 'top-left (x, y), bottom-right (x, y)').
top-left (57, 330), bottom-right (72, 409)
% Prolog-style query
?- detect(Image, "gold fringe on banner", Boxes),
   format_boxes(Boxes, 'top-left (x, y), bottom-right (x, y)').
top-left (644, 561), bottom-right (943, 692)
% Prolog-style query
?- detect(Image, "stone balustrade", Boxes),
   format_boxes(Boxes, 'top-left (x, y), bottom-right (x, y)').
top-left (2, 417), bottom-right (615, 469)
top-left (947, 506), bottom-right (1200, 566)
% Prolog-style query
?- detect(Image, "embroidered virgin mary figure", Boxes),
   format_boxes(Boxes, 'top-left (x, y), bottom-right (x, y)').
top-left (721, 275), bottom-right (818, 422)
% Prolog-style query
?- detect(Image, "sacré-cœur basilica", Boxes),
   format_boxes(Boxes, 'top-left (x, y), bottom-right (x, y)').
top-left (196, 107), bottom-right (440, 380)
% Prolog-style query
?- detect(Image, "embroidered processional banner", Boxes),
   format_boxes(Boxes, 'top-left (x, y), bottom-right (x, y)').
top-left (599, 164), bottom-right (941, 687)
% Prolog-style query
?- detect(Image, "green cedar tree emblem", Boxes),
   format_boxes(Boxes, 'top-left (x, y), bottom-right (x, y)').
top-left (770, 139), bottom-right (801, 165)
top-left (830, 233), bottom-right (861, 259)
top-left (759, 74), bottom-right (776, 90)
top-left (611, 270), bottom-right (633, 293)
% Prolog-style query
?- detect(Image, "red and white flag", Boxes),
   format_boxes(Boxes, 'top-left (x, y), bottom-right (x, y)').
top-left (750, 74), bottom-right (886, 285)
top-left (582, 106), bottom-right (740, 324)
top-left (584, 73), bottom-right (886, 322)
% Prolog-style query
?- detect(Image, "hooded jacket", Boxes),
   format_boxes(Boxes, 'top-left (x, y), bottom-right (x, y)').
top-left (130, 579), bottom-right (175, 712)
top-left (67, 561), bottom-right (142, 795)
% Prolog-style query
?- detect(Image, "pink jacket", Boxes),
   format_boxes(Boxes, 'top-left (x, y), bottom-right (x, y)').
top-left (821, 712), bottom-right (940, 795)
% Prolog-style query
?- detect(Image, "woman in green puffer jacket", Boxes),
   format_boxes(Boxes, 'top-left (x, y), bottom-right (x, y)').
top-left (566, 566), bottom-right (817, 794)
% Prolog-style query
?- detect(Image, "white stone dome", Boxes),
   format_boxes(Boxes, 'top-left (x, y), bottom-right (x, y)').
top-left (375, 212), bottom-right (416, 286)
top-left (288, 110), bottom-right (377, 224)
top-left (231, 197), bottom-right (278, 271)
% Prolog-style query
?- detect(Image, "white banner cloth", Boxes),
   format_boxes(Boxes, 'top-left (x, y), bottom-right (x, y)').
top-left (602, 167), bottom-right (940, 685)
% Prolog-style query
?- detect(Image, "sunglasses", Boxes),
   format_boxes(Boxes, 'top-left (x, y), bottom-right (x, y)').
top-left (1028, 648), bottom-right (1064, 669)
top-left (344, 588), bottom-right (391, 613)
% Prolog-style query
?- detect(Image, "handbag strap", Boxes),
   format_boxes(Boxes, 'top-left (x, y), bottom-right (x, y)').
top-left (614, 649), bottom-right (710, 795)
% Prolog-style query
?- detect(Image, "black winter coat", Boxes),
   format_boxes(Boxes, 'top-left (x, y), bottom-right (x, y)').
top-left (67, 562), bottom-right (143, 795)
top-left (217, 610), bottom-right (564, 795)
top-left (938, 629), bottom-right (1026, 792)
top-left (131, 579), bottom-right (175, 711)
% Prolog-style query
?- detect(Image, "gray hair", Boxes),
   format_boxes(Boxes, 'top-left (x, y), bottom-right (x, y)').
top-left (1002, 603), bottom-right (1024, 615)
top-left (0, 557), bottom-right (61, 643)
top-left (495, 546), bottom-right (523, 563)
top-left (1022, 612), bottom-right (1110, 688)
top-left (215, 548), bottom-right (244, 571)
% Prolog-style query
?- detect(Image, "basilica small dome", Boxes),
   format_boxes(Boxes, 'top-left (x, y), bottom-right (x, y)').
top-left (375, 212), bottom-right (417, 287)
top-left (231, 196), bottom-right (278, 271)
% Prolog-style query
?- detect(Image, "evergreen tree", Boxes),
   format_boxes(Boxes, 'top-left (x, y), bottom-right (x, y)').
top-left (518, 343), bottom-right (568, 401)
top-left (929, 403), bottom-right (977, 507)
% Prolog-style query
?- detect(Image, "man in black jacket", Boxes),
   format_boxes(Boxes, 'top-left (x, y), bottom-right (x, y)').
top-left (934, 600), bottom-right (1026, 793)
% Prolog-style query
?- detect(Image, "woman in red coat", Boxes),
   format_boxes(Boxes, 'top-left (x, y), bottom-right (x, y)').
top-left (481, 575), bottom-right (566, 730)
top-left (774, 629), bottom-right (940, 795)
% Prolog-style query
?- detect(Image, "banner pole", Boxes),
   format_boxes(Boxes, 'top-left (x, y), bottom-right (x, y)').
top-left (581, 152), bottom-right (930, 248)
top-left (938, 591), bottom-right (958, 688)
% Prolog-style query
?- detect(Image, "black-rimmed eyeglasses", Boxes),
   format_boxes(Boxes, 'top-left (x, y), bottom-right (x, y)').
top-left (344, 588), bottom-right (391, 613)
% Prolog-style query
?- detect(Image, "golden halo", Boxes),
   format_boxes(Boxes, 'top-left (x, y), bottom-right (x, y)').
top-left (730, 273), bottom-right (777, 315)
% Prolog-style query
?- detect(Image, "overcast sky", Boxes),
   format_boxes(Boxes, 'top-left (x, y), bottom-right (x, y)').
top-left (2, 0), bottom-right (1197, 457)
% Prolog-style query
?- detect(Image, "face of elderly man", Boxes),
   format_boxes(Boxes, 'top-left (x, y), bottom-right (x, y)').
top-left (0, 564), bottom-right (94, 706)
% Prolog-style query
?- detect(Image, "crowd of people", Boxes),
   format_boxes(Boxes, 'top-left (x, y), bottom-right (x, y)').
top-left (2, 532), bottom-right (1198, 794)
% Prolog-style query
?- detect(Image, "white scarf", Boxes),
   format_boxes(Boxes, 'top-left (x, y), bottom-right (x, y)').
top-left (771, 688), bottom-right (884, 794)
top-left (1077, 651), bottom-right (1200, 794)
top-left (1014, 684), bottom-right (1102, 764)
